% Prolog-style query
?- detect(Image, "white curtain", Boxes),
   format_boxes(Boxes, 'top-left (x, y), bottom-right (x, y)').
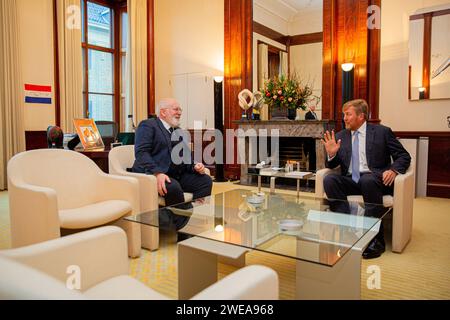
top-left (280, 51), bottom-right (288, 77)
top-left (258, 43), bottom-right (269, 120)
top-left (56, 0), bottom-right (83, 134)
top-left (0, 0), bottom-right (25, 190)
top-left (126, 0), bottom-right (148, 132)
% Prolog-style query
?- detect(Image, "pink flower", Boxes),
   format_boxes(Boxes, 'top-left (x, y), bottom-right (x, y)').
top-left (288, 97), bottom-right (293, 102)
top-left (273, 95), bottom-right (277, 100)
top-left (277, 90), bottom-right (282, 95)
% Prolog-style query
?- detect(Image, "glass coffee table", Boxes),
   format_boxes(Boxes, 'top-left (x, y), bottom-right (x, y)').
top-left (126, 189), bottom-right (391, 300)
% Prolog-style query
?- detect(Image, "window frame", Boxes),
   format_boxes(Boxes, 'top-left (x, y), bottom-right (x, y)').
top-left (82, 0), bottom-right (123, 128)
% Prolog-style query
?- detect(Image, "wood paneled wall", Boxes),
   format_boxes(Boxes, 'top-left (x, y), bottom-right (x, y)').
top-left (224, 0), bottom-right (252, 180)
top-left (322, 0), bottom-right (381, 130)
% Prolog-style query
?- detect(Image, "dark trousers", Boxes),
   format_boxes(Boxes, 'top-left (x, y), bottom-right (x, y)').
top-left (159, 171), bottom-right (213, 232)
top-left (164, 171), bottom-right (213, 206)
top-left (323, 172), bottom-right (393, 243)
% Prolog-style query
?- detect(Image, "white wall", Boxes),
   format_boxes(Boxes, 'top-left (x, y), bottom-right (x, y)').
top-left (154, 0), bottom-right (224, 129)
top-left (380, 0), bottom-right (450, 131)
top-left (17, 0), bottom-right (55, 131)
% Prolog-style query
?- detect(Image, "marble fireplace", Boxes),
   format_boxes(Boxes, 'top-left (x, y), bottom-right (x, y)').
top-left (233, 120), bottom-right (335, 184)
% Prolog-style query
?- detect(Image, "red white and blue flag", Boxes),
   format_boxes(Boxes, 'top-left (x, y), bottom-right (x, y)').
top-left (24, 84), bottom-right (52, 104)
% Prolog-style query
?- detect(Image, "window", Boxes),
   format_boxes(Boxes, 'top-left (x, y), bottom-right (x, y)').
top-left (81, 0), bottom-right (127, 125)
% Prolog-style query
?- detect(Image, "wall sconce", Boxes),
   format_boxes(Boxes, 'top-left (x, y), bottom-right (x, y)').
top-left (214, 222), bottom-right (224, 232)
top-left (213, 76), bottom-right (226, 182)
top-left (341, 63), bottom-right (355, 104)
top-left (341, 63), bottom-right (355, 128)
top-left (418, 87), bottom-right (426, 100)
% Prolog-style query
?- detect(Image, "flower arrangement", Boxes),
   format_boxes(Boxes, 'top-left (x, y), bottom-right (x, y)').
top-left (262, 74), bottom-right (317, 111)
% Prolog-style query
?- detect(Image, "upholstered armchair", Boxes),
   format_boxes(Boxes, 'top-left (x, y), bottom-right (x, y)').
top-left (0, 226), bottom-right (279, 300)
top-left (7, 149), bottom-right (141, 257)
top-left (315, 161), bottom-right (415, 253)
top-left (108, 145), bottom-right (211, 251)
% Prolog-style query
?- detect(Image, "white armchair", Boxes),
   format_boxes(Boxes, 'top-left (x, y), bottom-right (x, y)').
top-left (0, 226), bottom-right (279, 300)
top-left (315, 161), bottom-right (415, 253)
top-left (7, 149), bottom-right (141, 257)
top-left (108, 145), bottom-right (211, 251)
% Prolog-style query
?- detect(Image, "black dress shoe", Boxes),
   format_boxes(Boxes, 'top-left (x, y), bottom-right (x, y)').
top-left (362, 238), bottom-right (385, 259)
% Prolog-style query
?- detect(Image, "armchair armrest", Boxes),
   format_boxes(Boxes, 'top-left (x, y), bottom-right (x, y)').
top-left (95, 173), bottom-right (140, 214)
top-left (392, 164), bottom-right (415, 252)
top-left (8, 182), bottom-right (60, 248)
top-left (1, 226), bottom-right (129, 291)
top-left (315, 168), bottom-right (339, 198)
top-left (191, 265), bottom-right (278, 300)
top-left (114, 171), bottom-right (158, 212)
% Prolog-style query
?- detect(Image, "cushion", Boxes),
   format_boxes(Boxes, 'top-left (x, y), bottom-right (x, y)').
top-left (59, 200), bottom-right (132, 229)
top-left (83, 275), bottom-right (169, 300)
top-left (158, 192), bottom-right (193, 207)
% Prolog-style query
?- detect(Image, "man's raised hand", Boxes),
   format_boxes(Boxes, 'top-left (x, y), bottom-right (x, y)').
top-left (321, 130), bottom-right (341, 158)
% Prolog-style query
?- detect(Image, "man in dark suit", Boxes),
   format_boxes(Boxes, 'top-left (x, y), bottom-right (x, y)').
top-left (321, 99), bottom-right (411, 259)
top-left (132, 98), bottom-right (213, 232)
top-left (305, 105), bottom-right (318, 120)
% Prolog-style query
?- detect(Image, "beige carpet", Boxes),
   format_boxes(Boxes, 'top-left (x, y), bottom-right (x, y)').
top-left (1, 183), bottom-right (449, 299)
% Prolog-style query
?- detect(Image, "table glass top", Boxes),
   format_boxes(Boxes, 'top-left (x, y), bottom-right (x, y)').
top-left (125, 189), bottom-right (391, 267)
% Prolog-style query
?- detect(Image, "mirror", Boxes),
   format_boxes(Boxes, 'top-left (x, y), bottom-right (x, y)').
top-left (409, 7), bottom-right (450, 100)
top-left (253, 0), bottom-right (323, 119)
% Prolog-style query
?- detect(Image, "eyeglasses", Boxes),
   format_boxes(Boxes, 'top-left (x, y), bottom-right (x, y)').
top-left (170, 107), bottom-right (183, 113)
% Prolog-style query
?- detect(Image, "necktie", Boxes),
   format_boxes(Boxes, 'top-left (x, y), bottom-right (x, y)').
top-left (169, 127), bottom-right (174, 134)
top-left (352, 131), bottom-right (360, 183)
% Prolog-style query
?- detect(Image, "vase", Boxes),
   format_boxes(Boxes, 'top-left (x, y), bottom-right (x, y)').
top-left (287, 108), bottom-right (296, 120)
top-left (270, 107), bottom-right (288, 120)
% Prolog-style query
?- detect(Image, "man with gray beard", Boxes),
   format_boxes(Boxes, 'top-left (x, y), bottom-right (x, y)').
top-left (132, 99), bottom-right (212, 235)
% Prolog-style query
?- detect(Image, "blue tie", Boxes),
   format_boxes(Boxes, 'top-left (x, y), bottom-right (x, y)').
top-left (352, 131), bottom-right (360, 183)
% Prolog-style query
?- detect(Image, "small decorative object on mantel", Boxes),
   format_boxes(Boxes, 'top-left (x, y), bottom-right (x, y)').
top-left (238, 89), bottom-right (253, 120)
top-left (252, 91), bottom-right (264, 120)
top-left (262, 74), bottom-right (317, 120)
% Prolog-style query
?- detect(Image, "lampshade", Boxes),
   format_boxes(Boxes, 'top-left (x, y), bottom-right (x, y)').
top-left (341, 63), bottom-right (355, 72)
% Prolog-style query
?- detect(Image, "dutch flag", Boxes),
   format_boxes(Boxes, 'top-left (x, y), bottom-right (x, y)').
top-left (24, 84), bottom-right (52, 104)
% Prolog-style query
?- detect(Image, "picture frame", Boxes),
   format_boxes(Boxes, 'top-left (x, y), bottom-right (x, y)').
top-left (73, 118), bottom-right (105, 151)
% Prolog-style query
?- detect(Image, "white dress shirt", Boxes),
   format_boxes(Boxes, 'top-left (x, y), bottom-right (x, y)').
top-left (160, 118), bottom-right (173, 133)
top-left (327, 121), bottom-right (371, 175)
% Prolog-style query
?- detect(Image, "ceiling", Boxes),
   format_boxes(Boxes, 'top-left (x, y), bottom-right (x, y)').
top-left (254, 0), bottom-right (322, 22)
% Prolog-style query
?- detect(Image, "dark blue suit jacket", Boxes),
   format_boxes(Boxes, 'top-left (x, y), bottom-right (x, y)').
top-left (326, 123), bottom-right (411, 177)
top-left (132, 118), bottom-right (194, 175)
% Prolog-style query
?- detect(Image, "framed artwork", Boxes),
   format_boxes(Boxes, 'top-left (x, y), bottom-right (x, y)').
top-left (73, 118), bottom-right (105, 151)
